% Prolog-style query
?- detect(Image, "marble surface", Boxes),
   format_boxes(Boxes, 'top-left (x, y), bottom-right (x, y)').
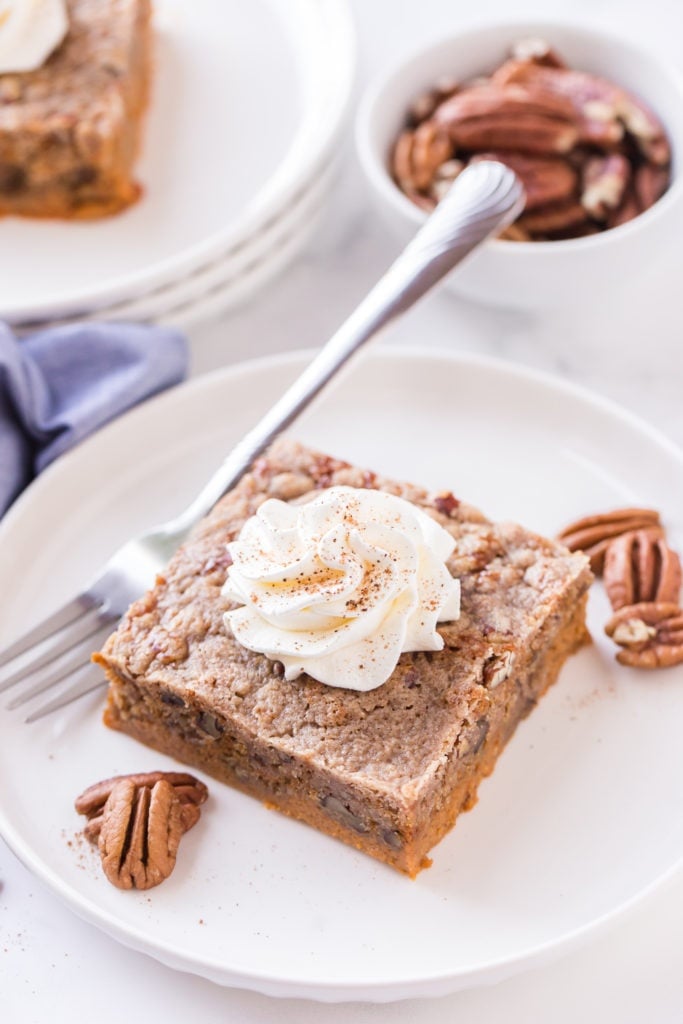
top-left (3, 0), bottom-right (683, 1020)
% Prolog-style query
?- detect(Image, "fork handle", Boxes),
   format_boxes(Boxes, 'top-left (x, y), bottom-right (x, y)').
top-left (165, 161), bottom-right (524, 539)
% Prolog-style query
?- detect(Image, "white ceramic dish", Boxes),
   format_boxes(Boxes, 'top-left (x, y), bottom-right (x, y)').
top-left (153, 167), bottom-right (333, 330)
top-left (356, 21), bottom-right (683, 309)
top-left (34, 154), bottom-right (339, 332)
top-left (1, 349), bottom-right (683, 1002)
top-left (0, 0), bottom-right (354, 325)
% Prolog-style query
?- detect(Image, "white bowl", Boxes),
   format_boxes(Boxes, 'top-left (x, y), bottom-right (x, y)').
top-left (356, 21), bottom-right (683, 310)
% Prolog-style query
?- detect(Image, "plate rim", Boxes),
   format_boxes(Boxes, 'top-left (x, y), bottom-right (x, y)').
top-left (5, 347), bottom-right (682, 511)
top-left (1, 0), bottom-right (356, 324)
top-left (1, 346), bottom-right (683, 1001)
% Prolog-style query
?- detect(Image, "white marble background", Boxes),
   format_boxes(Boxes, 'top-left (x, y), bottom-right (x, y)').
top-left (3, 0), bottom-right (683, 1020)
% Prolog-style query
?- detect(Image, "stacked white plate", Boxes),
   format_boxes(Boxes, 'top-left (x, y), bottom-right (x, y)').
top-left (1, 0), bottom-right (355, 331)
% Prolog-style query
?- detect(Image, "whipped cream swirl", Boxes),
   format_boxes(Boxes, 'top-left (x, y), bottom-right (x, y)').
top-left (0, 0), bottom-right (68, 74)
top-left (222, 486), bottom-right (461, 691)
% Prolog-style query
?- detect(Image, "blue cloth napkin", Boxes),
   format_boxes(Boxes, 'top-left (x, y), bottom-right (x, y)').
top-left (0, 320), bottom-right (188, 516)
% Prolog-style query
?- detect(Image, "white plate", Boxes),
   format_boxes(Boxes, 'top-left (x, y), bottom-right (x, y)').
top-left (108, 156), bottom-right (337, 326)
top-left (0, 0), bottom-right (354, 324)
top-left (1, 349), bottom-right (683, 1003)
top-left (36, 153), bottom-right (339, 332)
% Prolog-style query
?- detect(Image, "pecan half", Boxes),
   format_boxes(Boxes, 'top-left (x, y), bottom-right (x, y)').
top-left (392, 122), bottom-right (452, 193)
top-left (606, 184), bottom-right (641, 229)
top-left (434, 82), bottom-right (575, 123)
top-left (618, 95), bottom-right (671, 165)
top-left (494, 63), bottom-right (626, 144)
top-left (454, 114), bottom-right (576, 155)
top-left (605, 602), bottom-right (683, 668)
top-left (634, 163), bottom-right (670, 211)
top-left (517, 198), bottom-right (589, 235)
top-left (497, 61), bottom-right (670, 165)
top-left (76, 770), bottom-right (208, 823)
top-left (499, 223), bottom-right (532, 241)
top-left (98, 779), bottom-right (184, 890)
top-left (434, 84), bottom-right (578, 155)
top-left (557, 508), bottom-right (662, 573)
top-left (603, 530), bottom-right (682, 610)
top-left (491, 61), bottom-right (624, 148)
top-left (581, 153), bottom-right (631, 220)
top-left (75, 771), bottom-right (208, 887)
top-left (471, 150), bottom-right (577, 209)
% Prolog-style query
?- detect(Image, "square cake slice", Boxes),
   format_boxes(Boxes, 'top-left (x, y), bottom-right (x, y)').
top-left (96, 440), bottom-right (592, 877)
top-left (0, 0), bottom-right (151, 219)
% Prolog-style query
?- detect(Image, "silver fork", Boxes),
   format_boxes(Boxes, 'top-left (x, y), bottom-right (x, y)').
top-left (0, 162), bottom-right (523, 722)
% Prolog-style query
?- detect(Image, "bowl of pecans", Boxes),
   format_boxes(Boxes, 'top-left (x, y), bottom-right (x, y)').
top-left (356, 21), bottom-right (683, 309)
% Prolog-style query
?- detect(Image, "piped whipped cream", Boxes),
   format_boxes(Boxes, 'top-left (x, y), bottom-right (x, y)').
top-left (0, 0), bottom-right (68, 74)
top-left (222, 486), bottom-right (461, 691)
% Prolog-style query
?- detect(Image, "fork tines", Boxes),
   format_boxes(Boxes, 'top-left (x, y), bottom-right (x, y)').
top-left (0, 597), bottom-right (116, 721)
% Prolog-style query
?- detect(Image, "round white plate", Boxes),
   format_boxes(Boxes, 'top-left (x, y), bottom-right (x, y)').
top-left (41, 153), bottom-right (339, 332)
top-left (1, 350), bottom-right (683, 1002)
top-left (0, 0), bottom-right (354, 325)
